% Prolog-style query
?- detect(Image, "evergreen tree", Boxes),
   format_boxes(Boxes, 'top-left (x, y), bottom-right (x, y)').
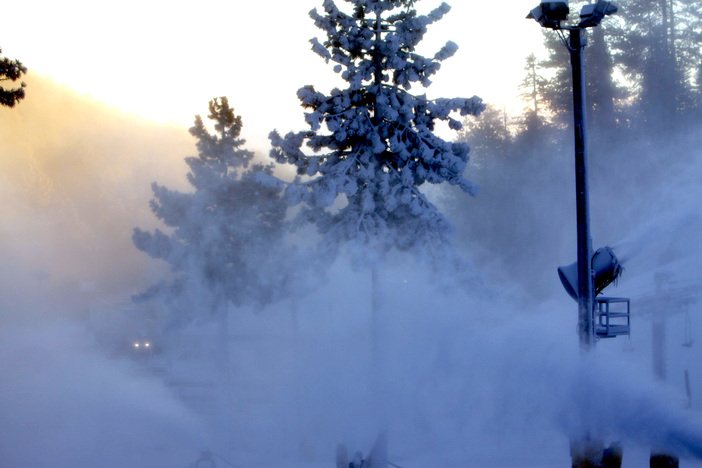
top-left (694, 63), bottom-right (702, 114)
top-left (539, 32), bottom-right (572, 123)
top-left (269, 0), bottom-right (484, 264)
top-left (608, 0), bottom-right (702, 129)
top-left (450, 104), bottom-right (569, 300)
top-left (586, 26), bottom-right (621, 132)
top-left (457, 104), bottom-right (511, 167)
top-left (515, 53), bottom-right (554, 149)
top-left (519, 53), bottom-right (549, 122)
top-left (539, 25), bottom-right (623, 133)
top-left (270, 2), bottom-right (484, 422)
top-left (133, 98), bottom-right (288, 322)
top-left (0, 48), bottom-right (26, 108)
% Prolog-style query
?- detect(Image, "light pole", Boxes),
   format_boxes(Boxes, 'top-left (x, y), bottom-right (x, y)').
top-left (570, 24), bottom-right (595, 351)
top-left (527, 0), bottom-right (619, 351)
top-left (528, 3), bottom-right (623, 466)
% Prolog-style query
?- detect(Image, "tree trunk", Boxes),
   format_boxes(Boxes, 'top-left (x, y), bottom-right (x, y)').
top-left (371, 264), bottom-right (382, 394)
top-left (372, 11), bottom-right (383, 127)
top-left (531, 63), bottom-right (539, 117)
top-left (370, 263), bottom-right (388, 430)
top-left (215, 296), bottom-right (230, 384)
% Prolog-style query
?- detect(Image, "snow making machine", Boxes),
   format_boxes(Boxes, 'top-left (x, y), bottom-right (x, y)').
top-left (558, 246), bottom-right (631, 339)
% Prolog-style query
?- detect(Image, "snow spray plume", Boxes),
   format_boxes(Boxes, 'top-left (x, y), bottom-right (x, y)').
top-left (610, 209), bottom-right (702, 268)
top-left (0, 73), bottom-right (193, 308)
top-left (0, 75), bottom-right (216, 467)
top-left (0, 322), bottom-right (208, 467)
top-left (561, 356), bottom-right (702, 461)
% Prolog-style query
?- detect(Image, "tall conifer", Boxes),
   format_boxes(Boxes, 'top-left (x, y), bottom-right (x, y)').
top-left (270, 0), bottom-right (484, 263)
top-left (134, 98), bottom-right (288, 321)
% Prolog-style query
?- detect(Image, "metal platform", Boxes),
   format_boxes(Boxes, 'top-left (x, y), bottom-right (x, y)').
top-left (595, 297), bottom-right (630, 338)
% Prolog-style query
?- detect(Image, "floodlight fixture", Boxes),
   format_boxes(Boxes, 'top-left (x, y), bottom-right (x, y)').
top-left (527, 1), bottom-right (570, 29)
top-left (578, 0), bottom-right (619, 27)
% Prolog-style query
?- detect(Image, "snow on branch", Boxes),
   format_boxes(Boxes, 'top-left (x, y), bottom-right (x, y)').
top-left (434, 41), bottom-right (458, 61)
top-left (428, 2), bottom-right (452, 23)
top-left (310, 38), bottom-right (331, 62)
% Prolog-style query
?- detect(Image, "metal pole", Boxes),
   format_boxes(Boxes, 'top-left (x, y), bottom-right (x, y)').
top-left (569, 28), bottom-right (595, 351)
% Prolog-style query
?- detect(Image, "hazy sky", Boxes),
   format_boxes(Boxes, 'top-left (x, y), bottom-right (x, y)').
top-left (5, 0), bottom-right (544, 147)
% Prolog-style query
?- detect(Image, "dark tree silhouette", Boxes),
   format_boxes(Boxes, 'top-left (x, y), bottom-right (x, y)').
top-left (0, 48), bottom-right (27, 107)
top-left (539, 26), bottom-right (624, 133)
top-left (609, 0), bottom-right (702, 130)
top-left (519, 54), bottom-right (549, 122)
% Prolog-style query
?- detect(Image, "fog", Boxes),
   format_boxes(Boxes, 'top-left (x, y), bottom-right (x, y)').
top-left (0, 322), bottom-right (207, 467)
top-left (2, 74), bottom-right (702, 467)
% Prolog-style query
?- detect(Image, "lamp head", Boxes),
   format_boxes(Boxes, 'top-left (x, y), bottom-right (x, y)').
top-left (527, 1), bottom-right (570, 29)
top-left (579, 0), bottom-right (618, 27)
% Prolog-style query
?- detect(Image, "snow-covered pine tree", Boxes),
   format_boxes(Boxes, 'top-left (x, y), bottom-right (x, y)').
top-left (133, 97), bottom-right (288, 322)
top-left (269, 0), bottom-right (484, 263)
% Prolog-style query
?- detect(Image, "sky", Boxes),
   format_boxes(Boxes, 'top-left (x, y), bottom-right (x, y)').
top-left (3, 0), bottom-right (544, 148)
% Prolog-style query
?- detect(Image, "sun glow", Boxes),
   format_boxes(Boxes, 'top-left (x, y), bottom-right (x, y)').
top-left (4, 0), bottom-right (541, 146)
